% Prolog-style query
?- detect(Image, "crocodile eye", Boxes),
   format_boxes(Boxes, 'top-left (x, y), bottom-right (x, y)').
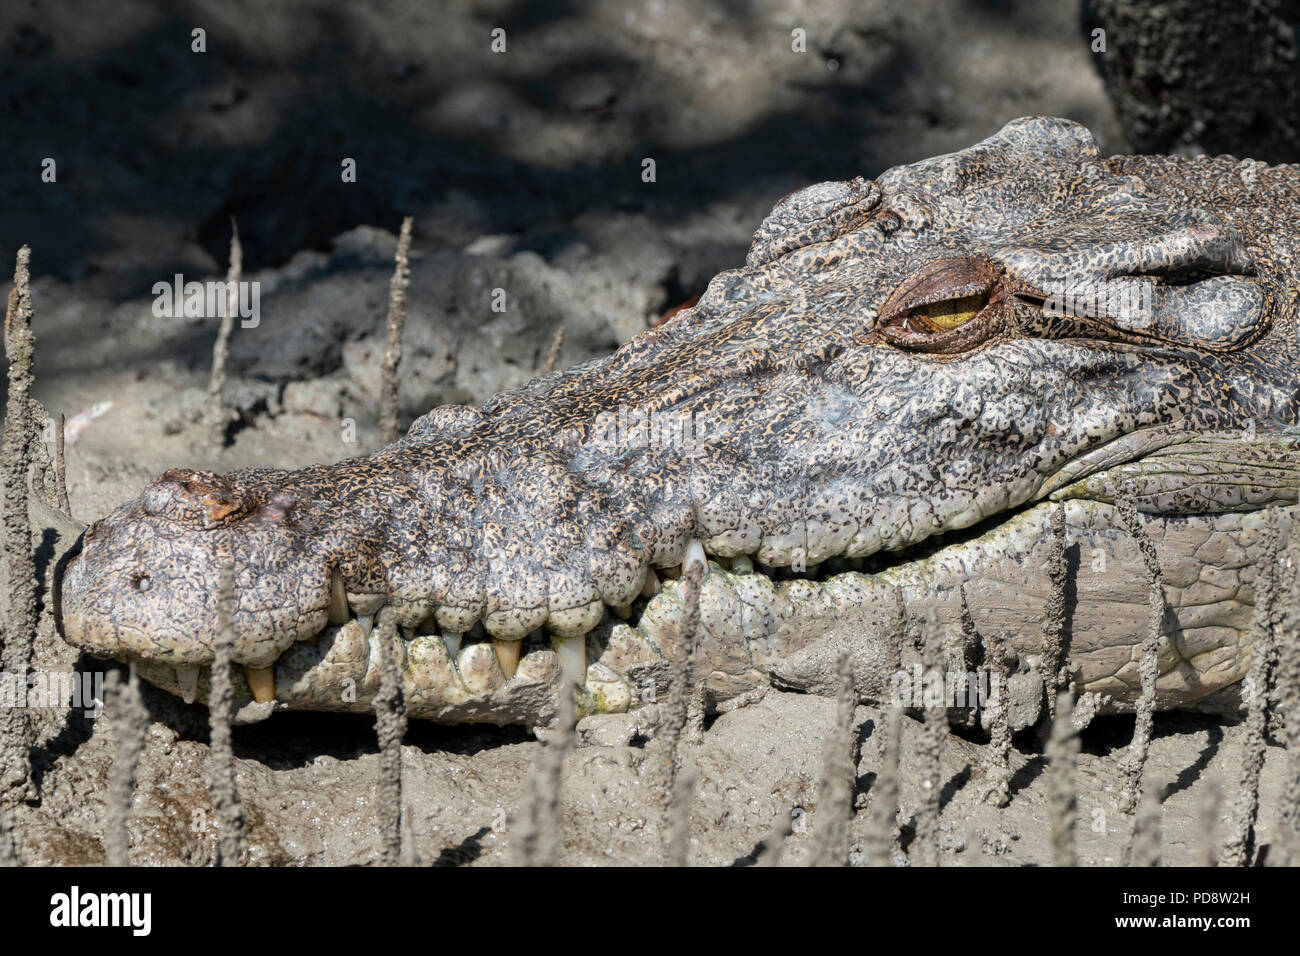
top-left (133, 574), bottom-right (151, 592)
top-left (876, 254), bottom-right (1007, 352)
top-left (912, 292), bottom-right (988, 330)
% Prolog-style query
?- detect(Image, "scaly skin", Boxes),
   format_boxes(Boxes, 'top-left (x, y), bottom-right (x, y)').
top-left (56, 117), bottom-right (1300, 726)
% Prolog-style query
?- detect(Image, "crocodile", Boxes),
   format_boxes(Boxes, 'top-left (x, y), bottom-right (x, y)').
top-left (55, 117), bottom-right (1300, 729)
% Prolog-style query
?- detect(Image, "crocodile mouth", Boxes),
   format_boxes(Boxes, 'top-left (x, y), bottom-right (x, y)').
top-left (70, 493), bottom-right (1083, 718)
top-left (55, 421), bottom-right (1300, 723)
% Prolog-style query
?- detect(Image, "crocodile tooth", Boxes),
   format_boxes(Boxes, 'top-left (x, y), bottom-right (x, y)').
top-left (357, 615), bottom-right (374, 639)
top-left (493, 638), bottom-right (522, 678)
top-left (661, 564), bottom-right (681, 580)
top-left (552, 635), bottom-right (587, 687)
top-left (731, 555), bottom-right (754, 574)
top-left (327, 569), bottom-right (349, 625)
top-left (641, 568), bottom-right (660, 598)
top-left (176, 666), bottom-right (199, 704)
top-left (443, 632), bottom-right (462, 660)
top-left (244, 666), bottom-right (276, 703)
top-left (685, 539), bottom-right (707, 575)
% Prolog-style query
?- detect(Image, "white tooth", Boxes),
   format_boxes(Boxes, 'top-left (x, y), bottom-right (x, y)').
top-left (662, 564), bottom-right (682, 580)
top-left (327, 569), bottom-right (350, 625)
top-left (731, 555), bottom-right (754, 574)
top-left (552, 635), bottom-right (587, 687)
top-left (641, 568), bottom-right (660, 598)
top-left (443, 633), bottom-right (462, 660)
top-left (357, 615), bottom-right (373, 638)
top-left (685, 539), bottom-right (707, 576)
top-left (176, 666), bottom-right (199, 704)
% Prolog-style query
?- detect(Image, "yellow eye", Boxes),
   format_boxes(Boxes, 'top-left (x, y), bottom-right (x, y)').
top-left (918, 293), bottom-right (986, 330)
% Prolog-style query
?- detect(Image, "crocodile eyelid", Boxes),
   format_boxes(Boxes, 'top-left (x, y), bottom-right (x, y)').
top-left (880, 255), bottom-right (1001, 317)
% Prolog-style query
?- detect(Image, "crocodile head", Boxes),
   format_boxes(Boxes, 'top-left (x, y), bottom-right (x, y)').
top-left (56, 117), bottom-right (1300, 721)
